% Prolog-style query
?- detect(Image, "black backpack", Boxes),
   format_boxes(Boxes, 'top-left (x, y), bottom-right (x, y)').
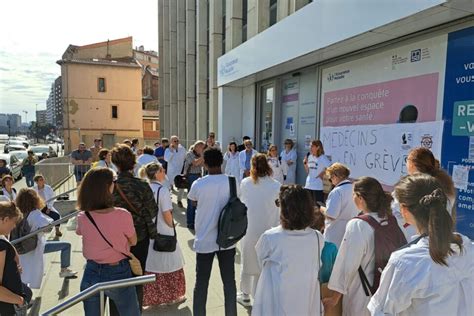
top-left (216, 176), bottom-right (248, 248)
top-left (10, 214), bottom-right (38, 255)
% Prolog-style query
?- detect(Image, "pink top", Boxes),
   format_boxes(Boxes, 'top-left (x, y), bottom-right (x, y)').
top-left (76, 207), bottom-right (135, 264)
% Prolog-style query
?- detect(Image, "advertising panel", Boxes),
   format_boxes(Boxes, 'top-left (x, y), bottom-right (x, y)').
top-left (441, 27), bottom-right (474, 239)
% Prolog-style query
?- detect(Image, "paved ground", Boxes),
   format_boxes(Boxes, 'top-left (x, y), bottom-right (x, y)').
top-left (30, 192), bottom-right (251, 315)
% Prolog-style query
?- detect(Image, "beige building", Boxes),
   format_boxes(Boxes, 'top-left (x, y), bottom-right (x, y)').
top-left (58, 37), bottom-right (143, 152)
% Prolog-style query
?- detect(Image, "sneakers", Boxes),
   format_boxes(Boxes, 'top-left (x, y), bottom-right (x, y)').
top-left (59, 269), bottom-right (78, 278)
top-left (237, 293), bottom-right (252, 307)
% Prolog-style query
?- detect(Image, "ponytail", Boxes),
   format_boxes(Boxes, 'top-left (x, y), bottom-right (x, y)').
top-left (394, 174), bottom-right (463, 266)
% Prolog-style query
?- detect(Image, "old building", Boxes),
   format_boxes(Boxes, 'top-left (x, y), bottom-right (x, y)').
top-left (134, 47), bottom-right (160, 111)
top-left (58, 36), bottom-right (143, 152)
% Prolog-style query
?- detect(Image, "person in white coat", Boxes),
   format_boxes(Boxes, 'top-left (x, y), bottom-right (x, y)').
top-left (303, 140), bottom-right (331, 205)
top-left (33, 174), bottom-right (63, 237)
top-left (323, 177), bottom-right (396, 316)
top-left (369, 174), bottom-right (474, 316)
top-left (320, 163), bottom-right (359, 248)
top-left (134, 146), bottom-right (158, 176)
top-left (223, 142), bottom-right (240, 182)
top-left (252, 185), bottom-right (324, 316)
top-left (266, 145), bottom-right (287, 184)
top-left (164, 136), bottom-right (187, 207)
top-left (280, 139), bottom-right (297, 184)
top-left (238, 154), bottom-right (281, 306)
top-left (141, 163), bottom-right (186, 307)
top-left (238, 140), bottom-right (257, 181)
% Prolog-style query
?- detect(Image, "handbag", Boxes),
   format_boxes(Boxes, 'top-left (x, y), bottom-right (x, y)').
top-left (152, 186), bottom-right (177, 252)
top-left (84, 211), bottom-right (143, 276)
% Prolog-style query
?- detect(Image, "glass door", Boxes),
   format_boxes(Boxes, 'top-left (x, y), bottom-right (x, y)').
top-left (259, 85), bottom-right (274, 152)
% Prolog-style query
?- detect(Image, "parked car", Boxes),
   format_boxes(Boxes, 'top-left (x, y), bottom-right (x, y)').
top-left (0, 153), bottom-right (22, 180)
top-left (4, 140), bottom-right (27, 153)
top-left (9, 150), bottom-right (29, 162)
top-left (30, 145), bottom-right (57, 160)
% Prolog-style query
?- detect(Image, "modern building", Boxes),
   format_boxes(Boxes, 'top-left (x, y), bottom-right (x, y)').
top-left (46, 76), bottom-right (63, 132)
top-left (36, 110), bottom-right (47, 126)
top-left (159, 0), bottom-right (474, 238)
top-left (57, 36), bottom-right (143, 152)
top-left (0, 114), bottom-right (21, 135)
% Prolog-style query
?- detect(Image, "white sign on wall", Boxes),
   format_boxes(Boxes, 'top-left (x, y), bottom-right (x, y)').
top-left (321, 121), bottom-right (444, 186)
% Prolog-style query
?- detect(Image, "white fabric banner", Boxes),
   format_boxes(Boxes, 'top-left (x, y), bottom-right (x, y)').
top-left (321, 121), bottom-right (444, 186)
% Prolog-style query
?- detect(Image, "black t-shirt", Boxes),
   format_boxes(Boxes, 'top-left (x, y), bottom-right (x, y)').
top-left (0, 238), bottom-right (23, 315)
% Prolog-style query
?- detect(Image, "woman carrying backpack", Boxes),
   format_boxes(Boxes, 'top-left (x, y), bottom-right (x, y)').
top-left (368, 174), bottom-right (473, 315)
top-left (323, 177), bottom-right (406, 316)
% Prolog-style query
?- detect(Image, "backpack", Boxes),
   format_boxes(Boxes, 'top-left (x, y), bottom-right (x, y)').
top-left (357, 214), bottom-right (407, 296)
top-left (216, 176), bottom-right (248, 248)
top-left (10, 214), bottom-right (38, 255)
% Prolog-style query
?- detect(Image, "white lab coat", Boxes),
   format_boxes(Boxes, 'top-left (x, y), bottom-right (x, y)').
top-left (238, 149), bottom-right (258, 179)
top-left (19, 209), bottom-right (53, 289)
top-left (280, 149), bottom-right (297, 184)
top-left (224, 151), bottom-right (241, 182)
top-left (33, 184), bottom-right (59, 214)
top-left (368, 234), bottom-right (474, 316)
top-left (328, 213), bottom-right (382, 316)
top-left (324, 180), bottom-right (359, 248)
top-left (267, 157), bottom-right (287, 184)
top-left (164, 145), bottom-right (186, 188)
top-left (253, 226), bottom-right (324, 316)
top-left (240, 177), bottom-right (281, 278)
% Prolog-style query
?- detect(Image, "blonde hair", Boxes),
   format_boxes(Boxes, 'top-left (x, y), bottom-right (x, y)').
top-left (326, 163), bottom-right (350, 180)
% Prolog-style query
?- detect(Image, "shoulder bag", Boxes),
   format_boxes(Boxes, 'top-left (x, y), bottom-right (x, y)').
top-left (152, 185), bottom-right (177, 252)
top-left (84, 211), bottom-right (143, 276)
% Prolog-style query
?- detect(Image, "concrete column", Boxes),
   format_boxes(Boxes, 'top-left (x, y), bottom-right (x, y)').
top-left (196, 0), bottom-right (209, 141)
top-left (185, 0), bottom-right (197, 147)
top-left (290, 0), bottom-right (309, 13)
top-left (208, 0), bottom-right (223, 136)
top-left (277, 0), bottom-right (290, 21)
top-left (158, 0), bottom-right (165, 138)
top-left (218, 86), bottom-right (243, 147)
top-left (225, 0), bottom-right (243, 52)
top-left (162, 0), bottom-right (171, 138)
top-left (169, 0), bottom-right (178, 136)
top-left (177, 0), bottom-right (187, 143)
top-left (247, 0), bottom-right (269, 39)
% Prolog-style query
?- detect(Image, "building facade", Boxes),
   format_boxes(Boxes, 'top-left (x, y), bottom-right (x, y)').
top-left (46, 76), bottom-right (63, 133)
top-left (35, 110), bottom-right (47, 126)
top-left (58, 37), bottom-right (143, 152)
top-left (0, 114), bottom-right (22, 135)
top-left (134, 47), bottom-right (160, 111)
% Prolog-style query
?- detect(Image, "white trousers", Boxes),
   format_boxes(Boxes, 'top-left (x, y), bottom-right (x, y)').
top-left (240, 272), bottom-right (259, 297)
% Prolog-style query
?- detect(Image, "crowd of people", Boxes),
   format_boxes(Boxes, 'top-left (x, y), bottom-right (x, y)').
top-left (0, 132), bottom-right (472, 316)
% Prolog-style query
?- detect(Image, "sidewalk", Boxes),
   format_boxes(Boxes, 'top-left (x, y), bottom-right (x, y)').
top-left (36, 193), bottom-right (251, 315)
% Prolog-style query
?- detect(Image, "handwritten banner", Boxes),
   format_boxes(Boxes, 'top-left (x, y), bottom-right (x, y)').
top-left (321, 121), bottom-right (444, 186)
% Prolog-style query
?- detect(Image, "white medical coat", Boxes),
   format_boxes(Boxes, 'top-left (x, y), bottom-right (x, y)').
top-left (164, 145), bottom-right (186, 187)
top-left (328, 213), bottom-right (382, 316)
top-left (224, 151), bottom-right (241, 182)
top-left (280, 149), bottom-right (297, 184)
top-left (253, 226), bottom-right (324, 316)
top-left (368, 234), bottom-right (474, 316)
top-left (267, 157), bottom-right (287, 184)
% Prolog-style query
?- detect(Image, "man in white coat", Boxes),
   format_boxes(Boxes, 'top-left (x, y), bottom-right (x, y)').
top-left (164, 135), bottom-right (187, 207)
top-left (238, 140), bottom-right (257, 182)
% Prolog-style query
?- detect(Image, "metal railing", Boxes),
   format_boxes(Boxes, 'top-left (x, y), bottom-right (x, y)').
top-left (41, 274), bottom-right (156, 316)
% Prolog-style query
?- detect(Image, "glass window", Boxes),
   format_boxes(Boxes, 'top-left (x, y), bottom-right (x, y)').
top-left (270, 0), bottom-right (277, 26)
top-left (242, 0), bottom-right (248, 42)
top-left (98, 78), bottom-right (106, 92)
top-left (111, 105), bottom-right (118, 119)
top-left (260, 85), bottom-right (274, 152)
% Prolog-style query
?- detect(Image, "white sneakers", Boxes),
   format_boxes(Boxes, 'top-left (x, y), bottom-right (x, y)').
top-left (59, 268), bottom-right (78, 278)
top-left (237, 293), bottom-right (252, 307)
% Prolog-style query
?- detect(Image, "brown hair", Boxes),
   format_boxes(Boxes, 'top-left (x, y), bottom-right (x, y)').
top-left (267, 144), bottom-right (278, 156)
top-left (77, 168), bottom-right (114, 211)
top-left (0, 201), bottom-right (23, 221)
top-left (394, 173), bottom-right (463, 266)
top-left (326, 162), bottom-right (350, 180)
top-left (279, 185), bottom-right (315, 230)
top-left (143, 146), bottom-right (154, 155)
top-left (284, 138), bottom-right (294, 149)
top-left (98, 148), bottom-right (110, 161)
top-left (111, 144), bottom-right (135, 172)
top-left (15, 188), bottom-right (45, 216)
top-left (250, 154), bottom-right (272, 183)
top-left (1, 175), bottom-right (13, 186)
top-left (408, 147), bottom-right (455, 197)
top-left (353, 177), bottom-right (392, 218)
top-left (311, 140), bottom-right (324, 156)
top-left (311, 208), bottom-right (326, 233)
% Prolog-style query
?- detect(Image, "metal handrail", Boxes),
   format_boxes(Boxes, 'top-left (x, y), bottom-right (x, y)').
top-left (41, 274), bottom-right (156, 316)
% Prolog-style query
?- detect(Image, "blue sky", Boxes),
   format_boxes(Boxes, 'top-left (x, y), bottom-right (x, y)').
top-left (0, 0), bottom-right (158, 121)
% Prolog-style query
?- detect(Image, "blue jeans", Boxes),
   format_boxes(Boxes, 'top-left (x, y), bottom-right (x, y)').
top-left (44, 241), bottom-right (71, 268)
top-left (25, 173), bottom-right (34, 187)
top-left (186, 173), bottom-right (201, 227)
top-left (80, 259), bottom-right (140, 316)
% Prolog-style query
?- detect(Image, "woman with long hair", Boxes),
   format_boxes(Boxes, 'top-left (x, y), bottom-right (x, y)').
top-left (252, 185), bottom-right (324, 316)
top-left (303, 140), bottom-right (331, 205)
top-left (140, 162), bottom-right (186, 308)
top-left (238, 154), bottom-right (280, 307)
top-left (280, 139), bottom-right (297, 184)
top-left (267, 145), bottom-right (287, 184)
top-left (324, 177), bottom-right (406, 316)
top-left (76, 168), bottom-right (140, 316)
top-left (369, 174), bottom-right (473, 315)
top-left (0, 175), bottom-right (16, 202)
top-left (224, 142), bottom-right (240, 181)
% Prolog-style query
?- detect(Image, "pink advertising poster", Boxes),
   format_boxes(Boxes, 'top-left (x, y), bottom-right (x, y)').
top-left (322, 73), bottom-right (439, 127)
